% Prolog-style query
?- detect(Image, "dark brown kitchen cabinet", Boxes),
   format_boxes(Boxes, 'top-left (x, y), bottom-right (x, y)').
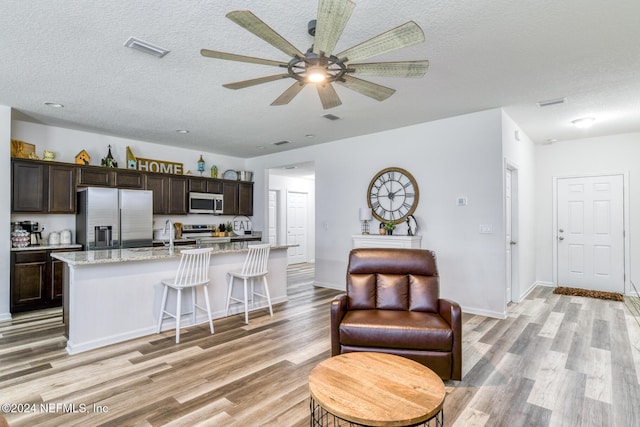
top-left (12, 160), bottom-right (45, 212)
top-left (12, 159), bottom-right (76, 213)
top-left (188, 178), bottom-right (222, 194)
top-left (168, 176), bottom-right (188, 214)
top-left (145, 175), bottom-right (169, 214)
top-left (77, 166), bottom-right (115, 187)
top-left (222, 181), bottom-right (238, 215)
top-left (115, 169), bottom-right (144, 188)
top-left (145, 174), bottom-right (187, 214)
top-left (238, 182), bottom-right (254, 216)
top-left (47, 164), bottom-right (76, 213)
top-left (10, 247), bottom-right (81, 313)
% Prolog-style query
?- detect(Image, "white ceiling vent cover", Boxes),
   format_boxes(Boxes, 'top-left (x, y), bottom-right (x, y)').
top-left (124, 37), bottom-right (170, 58)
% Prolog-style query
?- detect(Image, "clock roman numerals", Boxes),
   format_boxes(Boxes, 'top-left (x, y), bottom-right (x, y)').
top-left (367, 167), bottom-right (419, 224)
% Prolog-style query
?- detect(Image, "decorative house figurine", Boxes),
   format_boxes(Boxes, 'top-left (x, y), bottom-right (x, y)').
top-left (101, 145), bottom-right (118, 168)
top-left (75, 149), bottom-right (91, 165)
top-left (126, 146), bottom-right (137, 169)
top-left (197, 155), bottom-right (205, 176)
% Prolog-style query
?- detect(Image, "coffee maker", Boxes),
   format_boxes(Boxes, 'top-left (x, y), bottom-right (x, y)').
top-left (20, 221), bottom-right (43, 246)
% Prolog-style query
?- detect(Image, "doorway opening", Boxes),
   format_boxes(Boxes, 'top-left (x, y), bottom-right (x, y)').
top-left (266, 161), bottom-right (316, 268)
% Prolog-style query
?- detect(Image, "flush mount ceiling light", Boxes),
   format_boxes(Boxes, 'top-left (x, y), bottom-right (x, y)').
top-left (124, 37), bottom-right (170, 58)
top-left (44, 102), bottom-right (64, 108)
top-left (572, 117), bottom-right (595, 129)
top-left (175, 129), bottom-right (190, 134)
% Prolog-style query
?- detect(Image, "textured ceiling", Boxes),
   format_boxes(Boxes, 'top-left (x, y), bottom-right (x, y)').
top-left (2, 0), bottom-right (640, 158)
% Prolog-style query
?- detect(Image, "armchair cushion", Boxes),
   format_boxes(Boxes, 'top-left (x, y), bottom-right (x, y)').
top-left (339, 310), bottom-right (453, 351)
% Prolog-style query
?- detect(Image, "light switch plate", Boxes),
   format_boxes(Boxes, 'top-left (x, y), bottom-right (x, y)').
top-left (479, 224), bottom-right (493, 234)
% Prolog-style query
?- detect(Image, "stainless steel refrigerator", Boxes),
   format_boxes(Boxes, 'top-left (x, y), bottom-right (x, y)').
top-left (76, 187), bottom-right (153, 250)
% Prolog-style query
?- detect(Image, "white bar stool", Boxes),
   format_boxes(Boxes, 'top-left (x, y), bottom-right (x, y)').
top-left (157, 248), bottom-right (214, 343)
top-left (225, 244), bottom-right (273, 324)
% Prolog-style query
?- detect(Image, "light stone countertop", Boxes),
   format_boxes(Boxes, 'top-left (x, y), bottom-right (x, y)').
top-left (10, 243), bottom-right (83, 252)
top-left (50, 241), bottom-right (294, 266)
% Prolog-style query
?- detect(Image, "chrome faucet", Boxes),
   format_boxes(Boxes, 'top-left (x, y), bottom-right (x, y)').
top-left (164, 219), bottom-right (174, 253)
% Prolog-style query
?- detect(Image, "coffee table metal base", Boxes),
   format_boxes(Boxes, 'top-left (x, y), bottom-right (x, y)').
top-left (310, 396), bottom-right (444, 427)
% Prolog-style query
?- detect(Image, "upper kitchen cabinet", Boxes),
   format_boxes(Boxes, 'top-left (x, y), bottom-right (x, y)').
top-left (188, 177), bottom-right (222, 194)
top-left (12, 159), bottom-right (76, 214)
top-left (238, 182), bottom-right (253, 216)
top-left (145, 174), bottom-right (187, 215)
top-left (77, 166), bottom-right (115, 187)
top-left (115, 169), bottom-right (144, 188)
top-left (222, 181), bottom-right (238, 215)
top-left (47, 164), bottom-right (76, 213)
top-left (168, 176), bottom-right (188, 214)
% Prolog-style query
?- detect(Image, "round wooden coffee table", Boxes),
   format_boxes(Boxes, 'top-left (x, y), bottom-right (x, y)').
top-left (308, 352), bottom-right (445, 426)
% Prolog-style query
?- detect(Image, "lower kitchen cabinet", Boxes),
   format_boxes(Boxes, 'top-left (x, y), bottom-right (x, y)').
top-left (10, 247), bottom-right (81, 313)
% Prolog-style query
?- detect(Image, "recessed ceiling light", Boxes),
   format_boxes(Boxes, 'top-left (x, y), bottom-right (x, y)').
top-left (571, 117), bottom-right (595, 129)
top-left (175, 129), bottom-right (189, 134)
top-left (44, 102), bottom-right (64, 108)
top-left (305, 134), bottom-right (315, 138)
top-left (544, 138), bottom-right (558, 144)
top-left (124, 37), bottom-right (170, 58)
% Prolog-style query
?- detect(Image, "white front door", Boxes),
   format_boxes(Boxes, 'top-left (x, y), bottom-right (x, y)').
top-left (557, 175), bottom-right (624, 293)
top-left (287, 191), bottom-right (308, 264)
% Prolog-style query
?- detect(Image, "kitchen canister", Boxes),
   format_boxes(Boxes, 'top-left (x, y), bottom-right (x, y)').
top-left (60, 229), bottom-right (72, 244)
top-left (48, 231), bottom-right (60, 245)
top-left (11, 229), bottom-right (30, 248)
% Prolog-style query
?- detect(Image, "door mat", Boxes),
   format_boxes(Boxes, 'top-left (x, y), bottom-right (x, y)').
top-left (553, 286), bottom-right (623, 302)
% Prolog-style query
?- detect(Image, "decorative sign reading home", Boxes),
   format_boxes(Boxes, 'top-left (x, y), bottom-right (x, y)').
top-left (126, 146), bottom-right (184, 175)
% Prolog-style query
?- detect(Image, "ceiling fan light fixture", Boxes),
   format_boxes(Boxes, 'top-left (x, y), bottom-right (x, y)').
top-left (307, 65), bottom-right (327, 83)
top-left (572, 117), bottom-right (595, 128)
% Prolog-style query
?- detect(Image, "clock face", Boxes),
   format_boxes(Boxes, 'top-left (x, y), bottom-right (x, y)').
top-left (367, 167), bottom-right (419, 223)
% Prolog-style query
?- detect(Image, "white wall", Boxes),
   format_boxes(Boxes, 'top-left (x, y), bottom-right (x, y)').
top-left (1, 106), bottom-right (11, 320)
top-left (268, 173), bottom-right (316, 262)
top-left (535, 132), bottom-right (640, 293)
top-left (502, 112), bottom-right (537, 302)
top-left (248, 109), bottom-right (508, 317)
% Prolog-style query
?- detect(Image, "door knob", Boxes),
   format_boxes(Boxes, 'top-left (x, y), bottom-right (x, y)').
top-left (558, 236), bottom-right (564, 241)
top-left (559, 228), bottom-right (564, 233)
top-left (510, 241), bottom-right (517, 245)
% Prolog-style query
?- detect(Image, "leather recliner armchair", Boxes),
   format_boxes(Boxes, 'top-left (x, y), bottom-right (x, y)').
top-left (331, 248), bottom-right (462, 380)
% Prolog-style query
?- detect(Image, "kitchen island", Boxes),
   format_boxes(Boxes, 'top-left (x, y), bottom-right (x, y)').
top-left (52, 242), bottom-right (294, 354)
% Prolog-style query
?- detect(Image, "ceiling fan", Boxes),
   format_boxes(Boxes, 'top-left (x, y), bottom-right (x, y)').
top-left (200, 0), bottom-right (429, 110)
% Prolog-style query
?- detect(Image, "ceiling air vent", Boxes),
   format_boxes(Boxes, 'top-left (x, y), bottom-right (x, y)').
top-left (124, 37), bottom-right (170, 58)
top-left (537, 97), bottom-right (566, 108)
top-left (273, 140), bottom-right (290, 146)
top-left (322, 113), bottom-right (341, 121)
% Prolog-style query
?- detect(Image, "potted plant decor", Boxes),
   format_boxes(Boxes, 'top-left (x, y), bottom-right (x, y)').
top-left (383, 221), bottom-right (396, 236)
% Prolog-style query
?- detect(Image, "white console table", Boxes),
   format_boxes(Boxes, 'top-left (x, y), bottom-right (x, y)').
top-left (352, 234), bottom-right (422, 249)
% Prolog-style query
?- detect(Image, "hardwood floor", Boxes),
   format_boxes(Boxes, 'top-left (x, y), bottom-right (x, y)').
top-left (1, 267), bottom-right (639, 426)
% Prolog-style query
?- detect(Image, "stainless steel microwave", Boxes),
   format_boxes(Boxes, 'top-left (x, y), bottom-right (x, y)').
top-left (188, 192), bottom-right (223, 214)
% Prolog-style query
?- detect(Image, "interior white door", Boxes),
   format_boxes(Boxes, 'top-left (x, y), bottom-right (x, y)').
top-left (268, 190), bottom-right (277, 245)
top-left (505, 168), bottom-right (513, 303)
top-left (557, 175), bottom-right (624, 293)
top-left (287, 191), bottom-right (308, 264)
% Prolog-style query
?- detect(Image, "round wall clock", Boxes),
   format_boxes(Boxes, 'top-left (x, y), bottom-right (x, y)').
top-left (367, 167), bottom-right (419, 224)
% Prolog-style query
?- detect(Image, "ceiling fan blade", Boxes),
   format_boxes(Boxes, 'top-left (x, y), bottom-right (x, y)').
top-left (317, 83), bottom-right (342, 109)
top-left (223, 74), bottom-right (291, 90)
top-left (271, 82), bottom-right (306, 106)
top-left (312, 0), bottom-right (355, 56)
top-left (336, 21), bottom-right (425, 63)
top-left (348, 60), bottom-right (429, 78)
top-left (200, 49), bottom-right (287, 68)
top-left (335, 75), bottom-right (396, 101)
top-left (226, 10), bottom-right (304, 58)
